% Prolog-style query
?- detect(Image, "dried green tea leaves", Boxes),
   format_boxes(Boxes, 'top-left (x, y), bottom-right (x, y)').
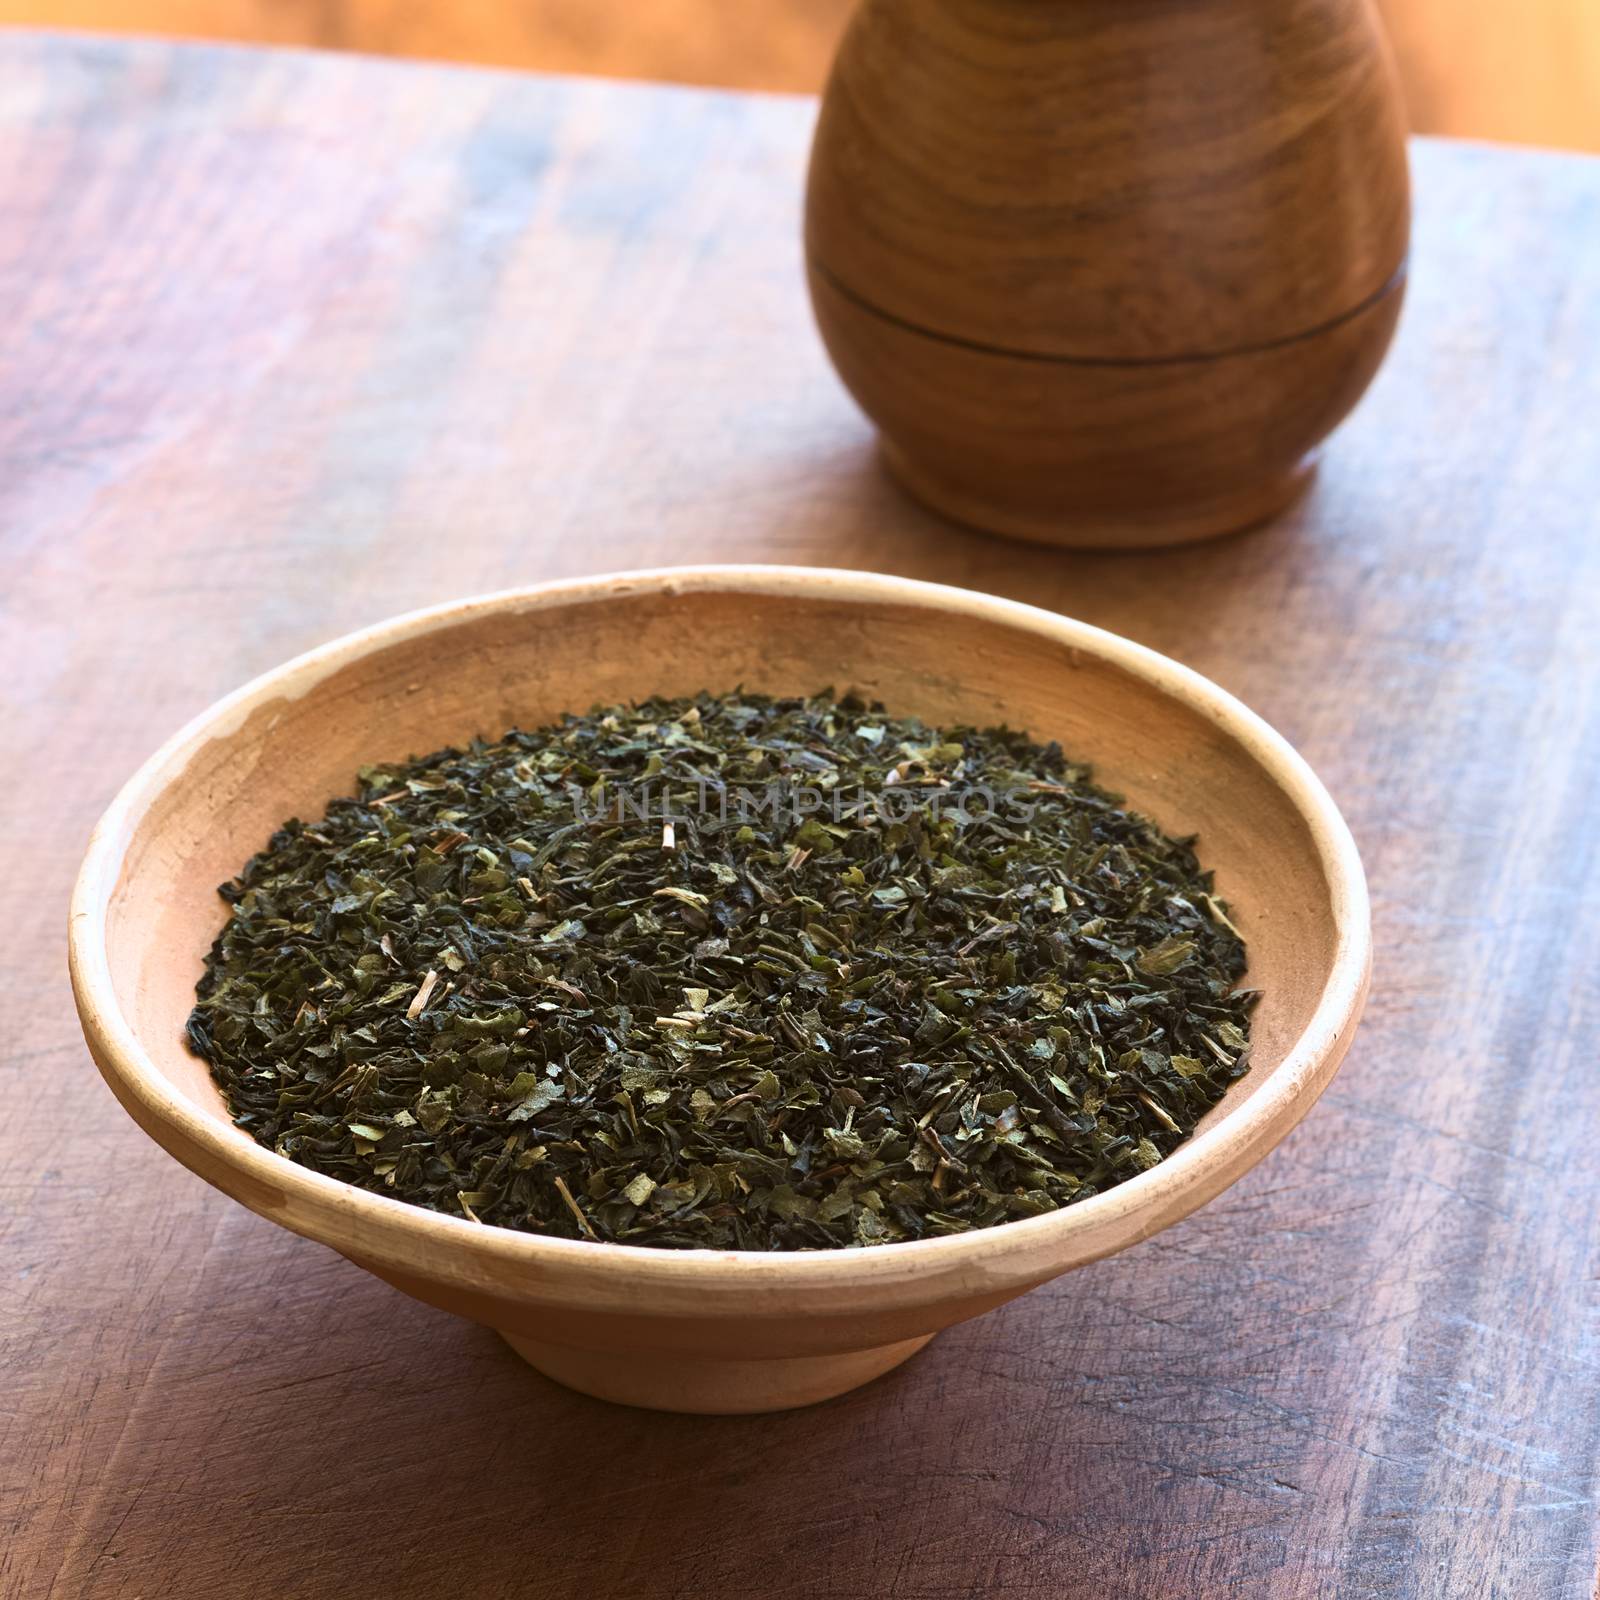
top-left (187, 691), bottom-right (1255, 1251)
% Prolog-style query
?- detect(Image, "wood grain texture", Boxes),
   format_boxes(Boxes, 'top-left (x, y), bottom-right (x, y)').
top-left (808, 261), bottom-right (1405, 546)
top-left (806, 0), bottom-right (1411, 359)
top-left (2, 32), bottom-right (1600, 1600)
top-left (801, 0), bottom-right (1410, 544)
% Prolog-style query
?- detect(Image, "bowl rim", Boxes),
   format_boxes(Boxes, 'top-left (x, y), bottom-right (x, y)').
top-left (69, 564), bottom-right (1370, 1304)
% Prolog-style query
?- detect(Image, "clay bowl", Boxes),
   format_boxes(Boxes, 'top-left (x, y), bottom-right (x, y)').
top-left (70, 567), bottom-right (1370, 1414)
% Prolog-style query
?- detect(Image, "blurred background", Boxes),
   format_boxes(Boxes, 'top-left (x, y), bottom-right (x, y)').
top-left (0, 0), bottom-right (1596, 152)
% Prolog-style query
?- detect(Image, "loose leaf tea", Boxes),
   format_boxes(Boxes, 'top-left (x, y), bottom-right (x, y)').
top-left (188, 691), bottom-right (1256, 1250)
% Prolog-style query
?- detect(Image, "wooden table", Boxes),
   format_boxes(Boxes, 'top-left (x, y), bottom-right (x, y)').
top-left (3, 32), bottom-right (1598, 1600)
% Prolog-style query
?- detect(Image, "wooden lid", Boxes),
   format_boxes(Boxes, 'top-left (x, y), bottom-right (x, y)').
top-left (804, 0), bottom-right (1411, 362)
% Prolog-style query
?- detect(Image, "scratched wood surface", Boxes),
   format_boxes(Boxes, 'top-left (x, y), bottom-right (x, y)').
top-left (2, 33), bottom-right (1598, 1600)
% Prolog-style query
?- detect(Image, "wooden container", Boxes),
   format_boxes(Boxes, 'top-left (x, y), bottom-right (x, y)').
top-left (805, 0), bottom-right (1411, 547)
top-left (69, 568), bottom-right (1370, 1414)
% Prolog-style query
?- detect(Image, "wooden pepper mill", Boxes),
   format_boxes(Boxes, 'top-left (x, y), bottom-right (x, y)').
top-left (805, 0), bottom-right (1412, 547)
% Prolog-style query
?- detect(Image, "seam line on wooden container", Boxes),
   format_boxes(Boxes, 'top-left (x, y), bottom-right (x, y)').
top-left (806, 256), bottom-right (1410, 368)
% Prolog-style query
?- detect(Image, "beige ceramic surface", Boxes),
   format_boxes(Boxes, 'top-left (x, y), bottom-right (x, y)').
top-left (69, 568), bottom-right (1371, 1413)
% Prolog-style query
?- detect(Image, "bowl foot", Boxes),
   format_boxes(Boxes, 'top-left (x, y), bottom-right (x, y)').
top-left (500, 1331), bottom-right (935, 1414)
top-left (880, 441), bottom-right (1318, 550)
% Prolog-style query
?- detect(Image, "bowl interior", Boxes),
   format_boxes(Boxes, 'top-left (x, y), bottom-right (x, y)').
top-left (98, 580), bottom-right (1343, 1177)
